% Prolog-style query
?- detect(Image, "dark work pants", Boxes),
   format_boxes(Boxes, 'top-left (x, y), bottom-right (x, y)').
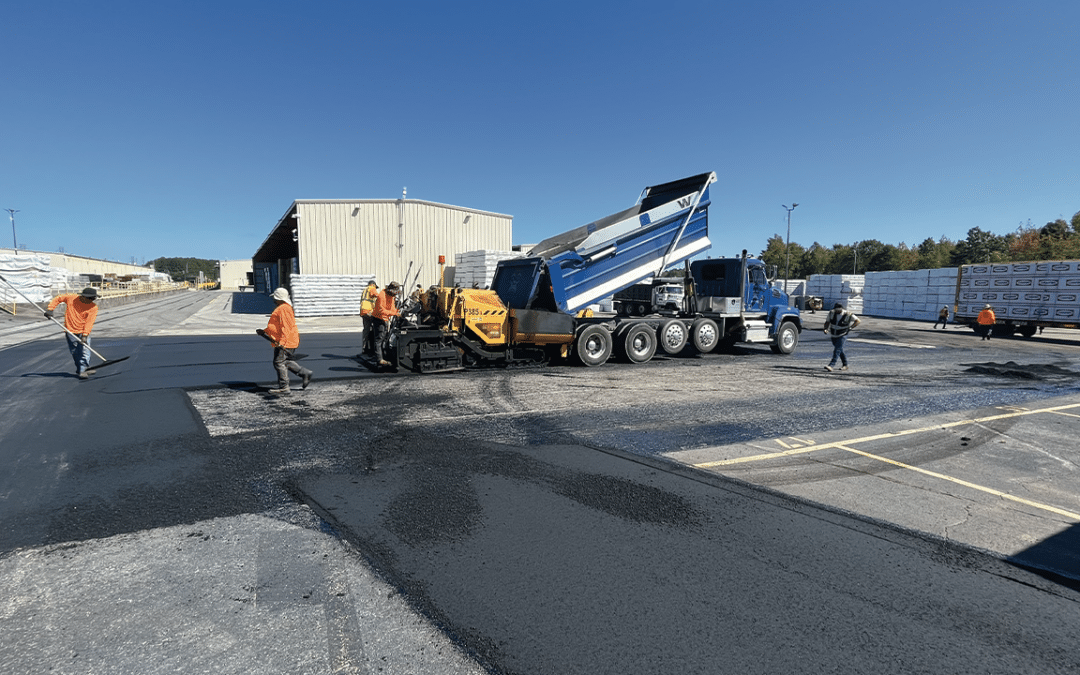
top-left (373, 321), bottom-right (390, 363)
top-left (273, 346), bottom-right (309, 388)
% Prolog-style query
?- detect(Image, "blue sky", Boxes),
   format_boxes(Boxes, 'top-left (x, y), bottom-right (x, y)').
top-left (3, 1), bottom-right (1079, 264)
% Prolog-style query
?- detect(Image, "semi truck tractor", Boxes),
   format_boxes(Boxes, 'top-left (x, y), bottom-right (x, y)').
top-left (384, 172), bottom-right (802, 373)
top-left (955, 260), bottom-right (1080, 336)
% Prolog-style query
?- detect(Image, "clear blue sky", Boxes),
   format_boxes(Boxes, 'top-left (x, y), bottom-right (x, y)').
top-left (4, 1), bottom-right (1079, 264)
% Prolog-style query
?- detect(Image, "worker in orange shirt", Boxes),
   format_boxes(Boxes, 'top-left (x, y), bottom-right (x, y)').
top-left (256, 287), bottom-right (312, 394)
top-left (359, 280), bottom-right (378, 357)
top-left (44, 287), bottom-right (100, 379)
top-left (976, 303), bottom-right (996, 341)
top-left (371, 281), bottom-right (401, 366)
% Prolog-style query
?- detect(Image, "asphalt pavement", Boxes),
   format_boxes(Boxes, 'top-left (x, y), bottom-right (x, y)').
top-left (2, 291), bottom-right (1080, 674)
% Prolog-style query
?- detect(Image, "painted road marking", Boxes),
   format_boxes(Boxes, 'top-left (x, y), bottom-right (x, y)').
top-left (696, 401), bottom-right (1080, 468)
top-left (849, 338), bottom-right (935, 349)
top-left (693, 401), bottom-right (1080, 521)
top-left (833, 443), bottom-right (1080, 521)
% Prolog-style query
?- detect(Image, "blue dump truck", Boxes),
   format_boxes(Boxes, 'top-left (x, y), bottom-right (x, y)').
top-left (389, 172), bottom-right (802, 372)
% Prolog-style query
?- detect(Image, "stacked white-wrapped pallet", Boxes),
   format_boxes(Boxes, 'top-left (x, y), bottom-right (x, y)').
top-left (454, 250), bottom-right (521, 289)
top-left (955, 261), bottom-right (1080, 322)
top-left (290, 274), bottom-right (375, 317)
top-left (0, 253), bottom-right (52, 303)
top-left (805, 274), bottom-right (863, 313)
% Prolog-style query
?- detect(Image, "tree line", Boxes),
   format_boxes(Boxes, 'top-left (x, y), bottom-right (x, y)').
top-left (149, 257), bottom-right (219, 282)
top-left (759, 211), bottom-right (1080, 277)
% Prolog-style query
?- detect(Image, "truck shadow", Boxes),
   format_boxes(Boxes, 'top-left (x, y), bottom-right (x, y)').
top-left (1009, 522), bottom-right (1080, 593)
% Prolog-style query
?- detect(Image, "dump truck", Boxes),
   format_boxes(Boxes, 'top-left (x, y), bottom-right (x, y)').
top-left (384, 172), bottom-right (802, 373)
top-left (955, 260), bottom-right (1080, 336)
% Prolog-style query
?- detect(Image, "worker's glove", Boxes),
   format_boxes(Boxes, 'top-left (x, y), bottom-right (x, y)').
top-left (43, 309), bottom-right (54, 318)
top-left (256, 328), bottom-right (265, 337)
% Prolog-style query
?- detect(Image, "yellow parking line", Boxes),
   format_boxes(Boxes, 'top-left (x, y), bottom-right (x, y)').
top-left (833, 444), bottom-right (1080, 521)
top-left (695, 401), bottom-right (1080, 468)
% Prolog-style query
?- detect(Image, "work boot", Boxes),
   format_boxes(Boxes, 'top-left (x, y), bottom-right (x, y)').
top-left (379, 360), bottom-right (391, 367)
top-left (823, 365), bottom-right (833, 372)
top-left (78, 371), bottom-right (89, 380)
top-left (267, 387), bottom-right (290, 395)
top-left (302, 371), bottom-right (312, 389)
top-left (840, 365), bottom-right (849, 371)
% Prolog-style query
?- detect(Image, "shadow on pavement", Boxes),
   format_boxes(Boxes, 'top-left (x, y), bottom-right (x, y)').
top-left (1010, 522), bottom-right (1080, 593)
top-left (230, 292), bottom-right (274, 314)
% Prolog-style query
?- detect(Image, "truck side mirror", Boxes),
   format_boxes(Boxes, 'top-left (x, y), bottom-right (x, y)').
top-left (766, 265), bottom-right (778, 281)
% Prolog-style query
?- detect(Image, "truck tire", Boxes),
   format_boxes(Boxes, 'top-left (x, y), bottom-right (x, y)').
top-left (657, 319), bottom-right (688, 355)
top-left (617, 323), bottom-right (657, 363)
top-left (690, 318), bottom-right (719, 353)
top-left (1018, 325), bottom-right (1037, 338)
top-left (574, 324), bottom-right (612, 366)
top-left (770, 321), bottom-right (799, 355)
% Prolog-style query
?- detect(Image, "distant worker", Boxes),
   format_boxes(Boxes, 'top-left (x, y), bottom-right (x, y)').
top-left (823, 302), bottom-right (861, 372)
top-left (371, 281), bottom-right (401, 366)
top-left (44, 287), bottom-right (99, 380)
top-left (977, 304), bottom-right (996, 341)
top-left (359, 280), bottom-right (378, 357)
top-left (256, 287), bottom-right (312, 394)
top-left (934, 306), bottom-right (950, 329)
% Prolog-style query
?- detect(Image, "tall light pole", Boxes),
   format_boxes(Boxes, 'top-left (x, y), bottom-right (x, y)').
top-left (853, 240), bottom-right (862, 274)
top-left (782, 203), bottom-right (798, 292)
top-left (4, 209), bottom-right (18, 250)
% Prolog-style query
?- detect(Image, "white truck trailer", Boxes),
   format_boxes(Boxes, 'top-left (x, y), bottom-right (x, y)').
top-left (955, 260), bottom-right (1080, 337)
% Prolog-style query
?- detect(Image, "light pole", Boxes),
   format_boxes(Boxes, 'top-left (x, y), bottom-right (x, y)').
top-left (782, 203), bottom-right (798, 292)
top-left (4, 209), bottom-right (18, 249)
top-left (853, 241), bottom-right (862, 274)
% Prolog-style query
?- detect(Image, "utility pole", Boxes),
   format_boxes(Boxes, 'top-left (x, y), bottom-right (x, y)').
top-left (782, 203), bottom-right (798, 293)
top-left (4, 209), bottom-right (19, 249)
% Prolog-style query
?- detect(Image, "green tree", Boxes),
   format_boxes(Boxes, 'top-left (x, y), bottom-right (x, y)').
top-left (799, 242), bottom-right (833, 276)
top-left (950, 227), bottom-right (1009, 265)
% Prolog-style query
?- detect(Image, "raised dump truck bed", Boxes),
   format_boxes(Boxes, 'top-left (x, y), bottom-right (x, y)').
top-left (494, 172), bottom-right (715, 314)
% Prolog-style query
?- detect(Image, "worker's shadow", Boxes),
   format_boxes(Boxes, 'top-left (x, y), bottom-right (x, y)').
top-left (322, 352), bottom-right (367, 371)
top-left (20, 371), bottom-right (118, 380)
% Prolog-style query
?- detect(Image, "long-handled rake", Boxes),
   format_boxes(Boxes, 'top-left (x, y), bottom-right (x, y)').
top-left (0, 274), bottom-right (131, 371)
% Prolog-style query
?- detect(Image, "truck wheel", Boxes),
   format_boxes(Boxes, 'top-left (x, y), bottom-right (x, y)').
top-left (770, 321), bottom-right (799, 354)
top-left (1018, 325), bottom-right (1037, 338)
top-left (657, 319), bottom-right (688, 355)
top-left (574, 324), bottom-right (612, 366)
top-left (618, 323), bottom-right (657, 363)
top-left (691, 318), bottom-right (719, 353)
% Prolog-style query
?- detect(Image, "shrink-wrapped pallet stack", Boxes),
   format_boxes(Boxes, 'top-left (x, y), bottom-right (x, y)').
top-left (453, 250), bottom-right (521, 289)
top-left (290, 274), bottom-right (376, 317)
top-left (805, 274), bottom-right (864, 313)
top-left (863, 268), bottom-right (958, 320)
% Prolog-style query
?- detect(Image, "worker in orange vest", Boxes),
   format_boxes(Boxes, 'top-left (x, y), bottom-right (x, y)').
top-left (359, 280), bottom-right (378, 357)
top-left (44, 287), bottom-right (100, 379)
top-left (976, 304), bottom-right (996, 341)
top-left (371, 281), bottom-right (401, 366)
top-left (257, 287), bottom-right (312, 394)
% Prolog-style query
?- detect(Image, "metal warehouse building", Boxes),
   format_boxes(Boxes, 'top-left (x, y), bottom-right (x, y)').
top-left (252, 195), bottom-right (512, 316)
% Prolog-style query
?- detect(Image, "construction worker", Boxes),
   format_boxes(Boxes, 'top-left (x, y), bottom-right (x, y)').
top-left (44, 287), bottom-right (100, 379)
top-left (360, 280), bottom-right (378, 357)
top-left (371, 281), bottom-right (401, 366)
top-left (977, 304), bottom-right (996, 341)
top-left (823, 302), bottom-right (861, 371)
top-left (256, 287), bottom-right (312, 394)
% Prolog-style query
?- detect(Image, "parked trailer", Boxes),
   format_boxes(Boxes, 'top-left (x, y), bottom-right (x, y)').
top-left (386, 172), bottom-right (800, 373)
top-left (955, 261), bottom-right (1080, 337)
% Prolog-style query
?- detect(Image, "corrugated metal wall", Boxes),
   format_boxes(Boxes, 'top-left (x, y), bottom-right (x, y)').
top-left (295, 200), bottom-right (511, 287)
